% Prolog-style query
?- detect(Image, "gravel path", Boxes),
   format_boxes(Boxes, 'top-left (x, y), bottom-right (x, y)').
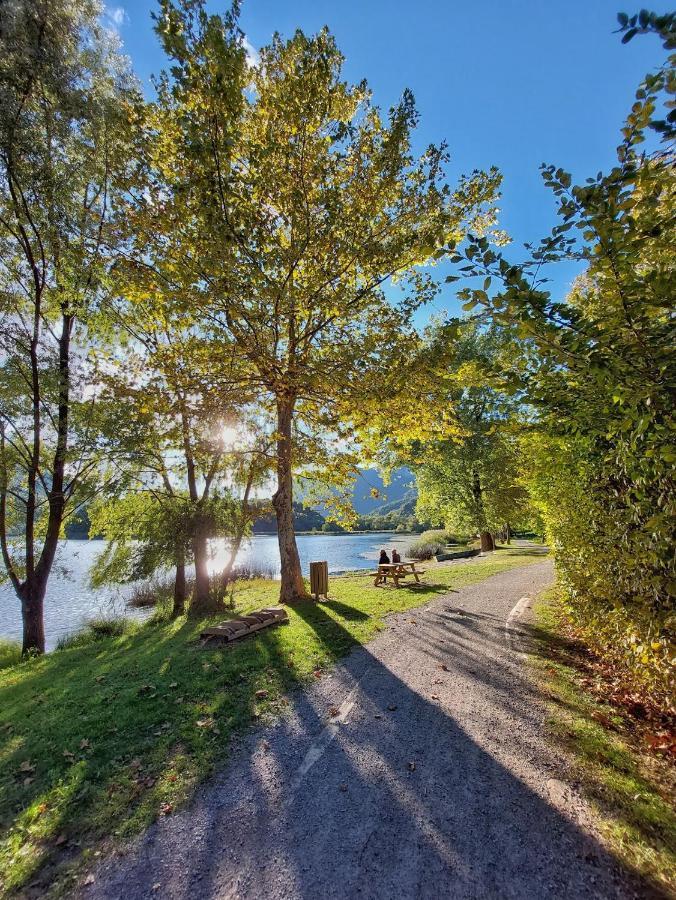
top-left (82, 558), bottom-right (652, 900)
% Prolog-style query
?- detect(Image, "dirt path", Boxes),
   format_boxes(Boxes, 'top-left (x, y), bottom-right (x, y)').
top-left (82, 559), bottom-right (651, 899)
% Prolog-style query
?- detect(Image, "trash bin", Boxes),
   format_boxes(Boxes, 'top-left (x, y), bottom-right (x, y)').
top-left (309, 561), bottom-right (329, 601)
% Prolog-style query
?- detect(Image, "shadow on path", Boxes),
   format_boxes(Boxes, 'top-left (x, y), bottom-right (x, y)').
top-left (87, 566), bottom-right (661, 900)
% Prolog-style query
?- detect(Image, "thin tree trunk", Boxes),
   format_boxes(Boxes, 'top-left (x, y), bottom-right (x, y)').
top-left (221, 464), bottom-right (256, 584)
top-left (505, 521), bottom-right (512, 545)
top-left (172, 555), bottom-right (186, 618)
top-left (221, 530), bottom-right (245, 585)
top-left (18, 311), bottom-right (72, 654)
top-left (191, 528), bottom-right (212, 611)
top-left (178, 402), bottom-right (213, 613)
top-left (272, 397), bottom-right (307, 603)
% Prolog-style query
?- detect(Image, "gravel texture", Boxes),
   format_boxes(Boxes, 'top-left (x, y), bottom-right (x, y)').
top-left (81, 558), bottom-right (654, 900)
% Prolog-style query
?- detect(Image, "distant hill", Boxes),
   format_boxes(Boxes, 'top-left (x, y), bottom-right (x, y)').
top-left (343, 468), bottom-right (416, 516)
top-left (372, 488), bottom-right (417, 517)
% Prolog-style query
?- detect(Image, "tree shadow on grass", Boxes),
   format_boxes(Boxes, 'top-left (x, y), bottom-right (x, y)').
top-left (80, 599), bottom-right (662, 900)
top-left (318, 598), bottom-right (370, 622)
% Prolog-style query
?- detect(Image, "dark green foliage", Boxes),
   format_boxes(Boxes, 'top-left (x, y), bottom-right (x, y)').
top-left (448, 18), bottom-right (675, 697)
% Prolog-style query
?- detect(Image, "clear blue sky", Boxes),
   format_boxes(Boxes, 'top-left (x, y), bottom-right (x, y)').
top-left (109, 0), bottom-right (670, 319)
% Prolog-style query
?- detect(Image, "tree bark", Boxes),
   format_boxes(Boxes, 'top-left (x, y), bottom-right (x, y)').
top-left (505, 521), bottom-right (512, 545)
top-left (272, 397), bottom-right (308, 603)
top-left (19, 578), bottom-right (46, 655)
top-left (221, 464), bottom-right (255, 585)
top-left (172, 552), bottom-right (187, 617)
top-left (471, 467), bottom-right (494, 553)
top-left (480, 531), bottom-right (495, 552)
top-left (191, 527), bottom-right (212, 609)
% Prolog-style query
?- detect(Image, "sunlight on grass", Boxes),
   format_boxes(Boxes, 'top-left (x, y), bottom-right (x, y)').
top-left (0, 551), bottom-right (542, 895)
top-left (532, 588), bottom-right (676, 896)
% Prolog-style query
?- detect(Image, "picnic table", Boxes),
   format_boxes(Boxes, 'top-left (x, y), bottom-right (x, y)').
top-left (370, 561), bottom-right (425, 587)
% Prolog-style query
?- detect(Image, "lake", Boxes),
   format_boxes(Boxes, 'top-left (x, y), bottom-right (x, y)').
top-left (0, 532), bottom-right (416, 650)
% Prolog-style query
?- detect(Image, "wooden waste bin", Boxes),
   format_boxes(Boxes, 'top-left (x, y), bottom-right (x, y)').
top-left (309, 561), bottom-right (329, 601)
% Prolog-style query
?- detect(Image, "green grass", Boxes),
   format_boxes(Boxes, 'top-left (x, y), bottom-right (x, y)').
top-left (532, 588), bottom-right (676, 896)
top-left (0, 549), bottom-right (541, 896)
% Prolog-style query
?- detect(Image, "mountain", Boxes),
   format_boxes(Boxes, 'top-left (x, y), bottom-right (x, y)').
top-left (346, 468), bottom-right (416, 515)
top-left (372, 488), bottom-right (418, 517)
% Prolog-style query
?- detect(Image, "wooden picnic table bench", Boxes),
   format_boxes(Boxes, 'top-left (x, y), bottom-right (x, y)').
top-left (368, 561), bottom-right (426, 587)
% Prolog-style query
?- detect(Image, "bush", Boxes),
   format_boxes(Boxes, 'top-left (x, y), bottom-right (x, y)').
top-left (408, 536), bottom-right (445, 560)
top-left (56, 616), bottom-right (135, 650)
top-left (127, 576), bottom-right (174, 608)
top-left (0, 639), bottom-right (21, 670)
top-left (408, 529), bottom-right (471, 559)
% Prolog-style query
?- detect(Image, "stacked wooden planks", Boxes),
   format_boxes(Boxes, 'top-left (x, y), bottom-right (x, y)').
top-left (201, 606), bottom-right (289, 643)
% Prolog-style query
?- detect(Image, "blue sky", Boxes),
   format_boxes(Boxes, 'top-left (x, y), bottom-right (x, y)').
top-left (108, 0), bottom-right (670, 320)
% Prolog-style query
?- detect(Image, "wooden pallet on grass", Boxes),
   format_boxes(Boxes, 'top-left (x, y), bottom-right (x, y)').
top-left (201, 607), bottom-right (288, 643)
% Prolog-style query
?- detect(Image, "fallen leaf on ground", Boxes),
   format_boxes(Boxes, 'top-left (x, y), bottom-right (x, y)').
top-left (328, 705), bottom-right (340, 717)
top-left (408, 761), bottom-right (416, 771)
top-left (591, 710), bottom-right (614, 729)
top-left (387, 704), bottom-right (398, 712)
top-left (313, 669), bottom-right (322, 678)
top-left (431, 694), bottom-right (440, 701)
top-left (439, 664), bottom-right (450, 672)
top-left (255, 689), bottom-right (269, 700)
top-left (83, 874), bottom-right (95, 885)
top-left (19, 760), bottom-right (35, 774)
top-left (54, 834), bottom-right (67, 846)
top-left (79, 739), bottom-right (91, 750)
top-left (159, 802), bottom-right (173, 815)
top-left (339, 783), bottom-right (348, 792)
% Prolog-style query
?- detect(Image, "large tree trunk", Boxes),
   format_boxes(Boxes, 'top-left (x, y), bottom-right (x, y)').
top-left (479, 531), bottom-right (495, 552)
top-left (273, 398), bottom-right (308, 603)
top-left (471, 467), bottom-right (494, 553)
top-left (19, 577), bottom-right (47, 655)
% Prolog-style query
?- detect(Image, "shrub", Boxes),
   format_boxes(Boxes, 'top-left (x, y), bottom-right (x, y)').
top-left (0, 639), bottom-right (21, 670)
top-left (408, 536), bottom-right (444, 560)
top-left (56, 616), bottom-right (135, 650)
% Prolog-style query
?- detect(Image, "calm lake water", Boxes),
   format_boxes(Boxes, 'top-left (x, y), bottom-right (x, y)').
top-left (0, 532), bottom-right (415, 650)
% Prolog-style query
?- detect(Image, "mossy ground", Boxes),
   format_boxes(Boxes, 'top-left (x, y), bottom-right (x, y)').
top-left (532, 588), bottom-right (676, 896)
top-left (0, 548), bottom-right (541, 897)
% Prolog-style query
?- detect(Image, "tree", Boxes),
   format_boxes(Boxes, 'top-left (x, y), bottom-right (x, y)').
top-left (412, 321), bottom-right (531, 549)
top-left (451, 12), bottom-right (675, 695)
top-left (0, 0), bottom-right (138, 653)
top-left (94, 290), bottom-right (269, 614)
top-left (151, 1), bottom-right (503, 601)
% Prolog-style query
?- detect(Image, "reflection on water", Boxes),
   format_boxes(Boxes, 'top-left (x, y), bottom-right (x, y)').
top-left (0, 532), bottom-right (414, 650)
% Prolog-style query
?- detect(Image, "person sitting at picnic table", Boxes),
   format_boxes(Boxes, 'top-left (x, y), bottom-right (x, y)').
top-left (379, 549), bottom-right (390, 565)
top-left (392, 548), bottom-right (401, 564)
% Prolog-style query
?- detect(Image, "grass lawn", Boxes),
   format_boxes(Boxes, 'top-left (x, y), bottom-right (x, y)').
top-left (0, 548), bottom-right (542, 896)
top-left (532, 588), bottom-right (676, 896)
